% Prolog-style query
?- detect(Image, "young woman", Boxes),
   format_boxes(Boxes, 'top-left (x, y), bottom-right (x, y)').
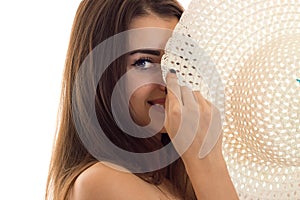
top-left (46, 0), bottom-right (238, 199)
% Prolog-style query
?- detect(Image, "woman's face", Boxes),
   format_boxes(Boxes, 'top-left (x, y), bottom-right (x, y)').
top-left (126, 14), bottom-right (178, 133)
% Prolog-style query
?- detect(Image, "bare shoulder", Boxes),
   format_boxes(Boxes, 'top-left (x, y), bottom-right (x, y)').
top-left (71, 162), bottom-right (160, 200)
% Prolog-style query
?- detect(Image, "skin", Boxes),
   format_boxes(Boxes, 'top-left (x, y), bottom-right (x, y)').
top-left (165, 73), bottom-right (238, 199)
top-left (126, 14), bottom-right (178, 133)
top-left (71, 13), bottom-right (239, 200)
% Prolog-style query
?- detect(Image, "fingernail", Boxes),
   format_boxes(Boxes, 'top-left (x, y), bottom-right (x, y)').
top-left (169, 69), bottom-right (176, 74)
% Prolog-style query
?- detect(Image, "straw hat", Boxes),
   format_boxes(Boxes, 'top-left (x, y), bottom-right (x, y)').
top-left (161, 0), bottom-right (300, 199)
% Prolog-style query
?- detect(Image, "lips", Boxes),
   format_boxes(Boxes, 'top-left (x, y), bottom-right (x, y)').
top-left (147, 98), bottom-right (166, 106)
top-left (148, 98), bottom-right (166, 114)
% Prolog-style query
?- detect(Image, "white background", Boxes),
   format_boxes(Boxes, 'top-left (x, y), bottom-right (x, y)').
top-left (0, 0), bottom-right (191, 199)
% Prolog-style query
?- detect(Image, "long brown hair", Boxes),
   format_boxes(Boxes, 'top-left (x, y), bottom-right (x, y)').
top-left (46, 0), bottom-right (196, 199)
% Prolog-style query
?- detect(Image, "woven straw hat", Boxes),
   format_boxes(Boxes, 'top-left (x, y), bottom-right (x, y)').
top-left (161, 0), bottom-right (300, 199)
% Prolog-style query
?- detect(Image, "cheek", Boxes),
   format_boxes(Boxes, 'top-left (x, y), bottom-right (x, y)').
top-left (128, 86), bottom-right (154, 125)
top-left (129, 86), bottom-right (151, 108)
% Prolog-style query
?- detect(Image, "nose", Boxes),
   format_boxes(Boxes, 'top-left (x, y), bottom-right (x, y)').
top-left (158, 84), bottom-right (167, 93)
top-left (157, 66), bottom-right (167, 93)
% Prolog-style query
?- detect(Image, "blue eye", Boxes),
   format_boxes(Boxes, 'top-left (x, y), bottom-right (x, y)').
top-left (133, 57), bottom-right (155, 70)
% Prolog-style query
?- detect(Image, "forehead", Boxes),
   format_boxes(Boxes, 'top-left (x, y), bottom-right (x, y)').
top-left (129, 14), bottom-right (178, 30)
top-left (127, 15), bottom-right (178, 51)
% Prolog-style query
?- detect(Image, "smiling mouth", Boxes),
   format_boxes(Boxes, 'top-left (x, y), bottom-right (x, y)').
top-left (147, 98), bottom-right (166, 106)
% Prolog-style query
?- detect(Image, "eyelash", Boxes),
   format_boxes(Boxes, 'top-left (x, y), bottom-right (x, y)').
top-left (132, 57), bottom-right (155, 70)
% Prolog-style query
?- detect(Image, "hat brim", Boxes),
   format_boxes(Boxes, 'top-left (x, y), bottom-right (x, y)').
top-left (162, 0), bottom-right (300, 199)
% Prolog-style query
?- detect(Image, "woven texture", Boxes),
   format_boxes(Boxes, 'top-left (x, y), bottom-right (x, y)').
top-left (161, 0), bottom-right (300, 199)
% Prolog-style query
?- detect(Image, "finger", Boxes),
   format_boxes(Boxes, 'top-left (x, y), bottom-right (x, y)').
top-left (164, 91), bottom-right (169, 117)
top-left (166, 69), bottom-right (182, 106)
top-left (199, 105), bottom-right (223, 159)
top-left (181, 86), bottom-right (198, 107)
top-left (193, 90), bottom-right (210, 108)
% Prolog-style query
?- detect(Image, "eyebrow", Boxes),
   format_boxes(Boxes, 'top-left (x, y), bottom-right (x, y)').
top-left (129, 49), bottom-right (161, 56)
